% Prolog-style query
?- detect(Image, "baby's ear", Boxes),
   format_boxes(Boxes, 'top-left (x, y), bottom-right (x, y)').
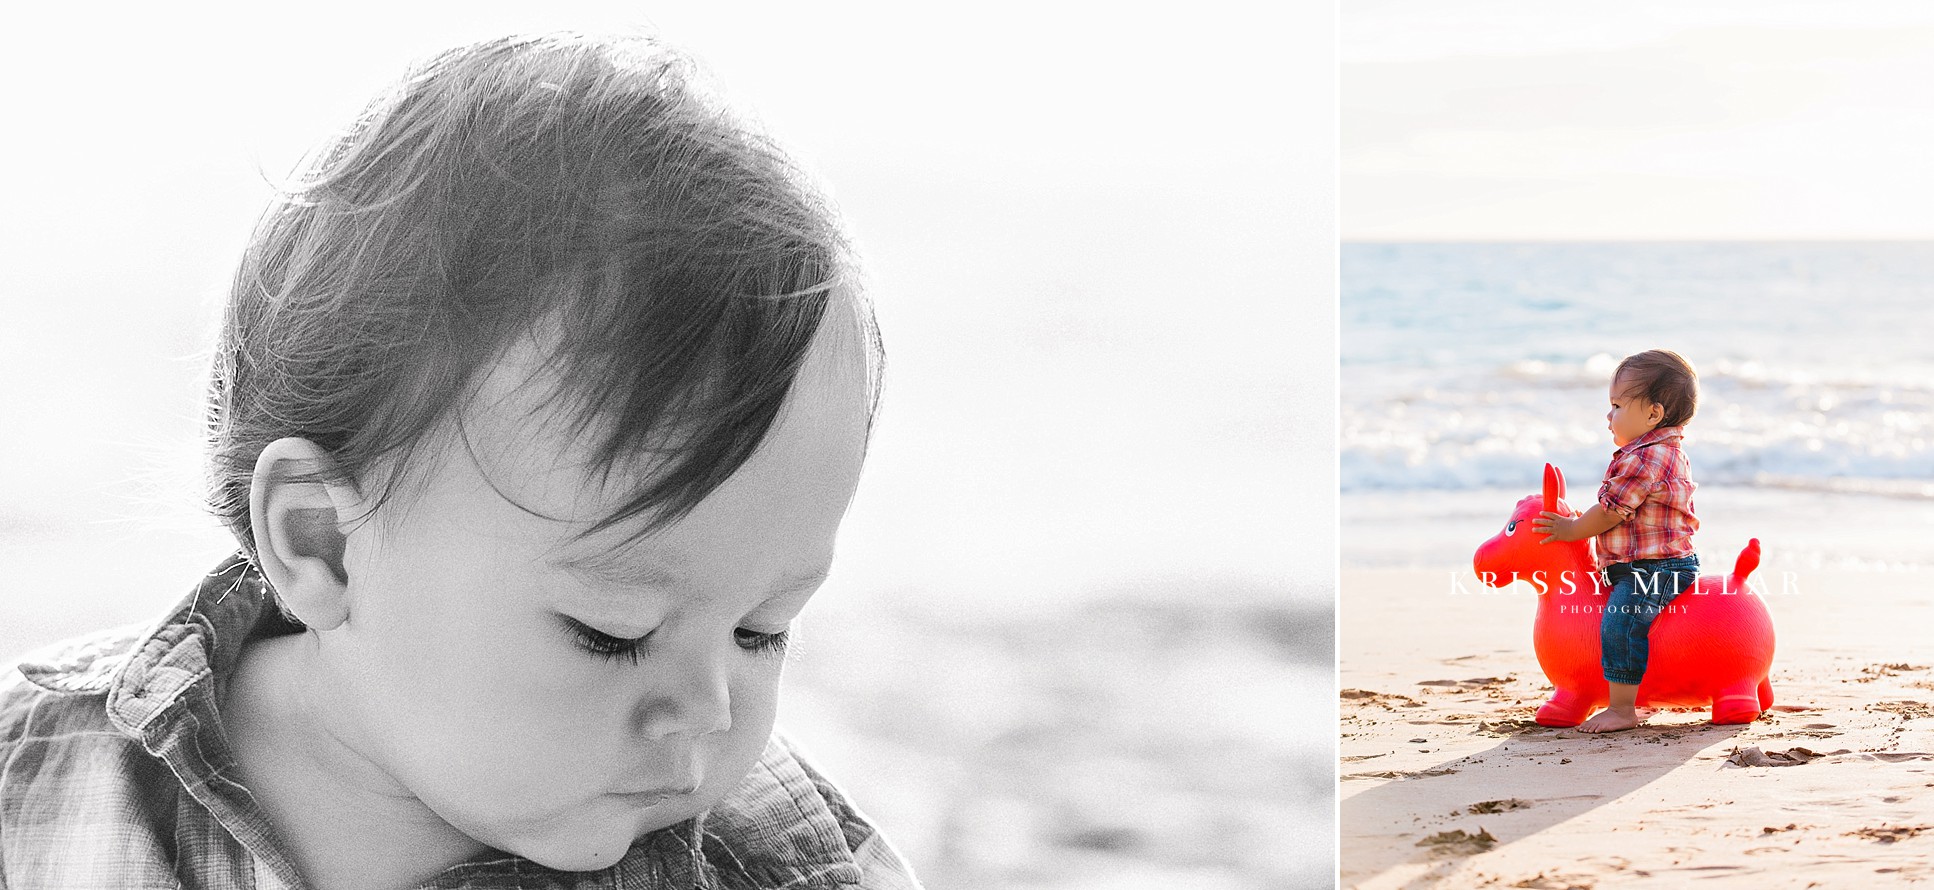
top-left (249, 438), bottom-right (362, 630)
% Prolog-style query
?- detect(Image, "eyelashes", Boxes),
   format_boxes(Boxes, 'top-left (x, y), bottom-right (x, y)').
top-left (733, 627), bottom-right (791, 656)
top-left (567, 620), bottom-right (646, 665)
top-left (563, 618), bottom-right (790, 664)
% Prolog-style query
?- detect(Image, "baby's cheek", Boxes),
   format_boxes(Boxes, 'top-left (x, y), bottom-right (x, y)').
top-left (706, 674), bottom-right (783, 784)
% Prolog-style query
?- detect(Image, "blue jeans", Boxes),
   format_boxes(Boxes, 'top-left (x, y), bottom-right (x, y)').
top-left (1601, 554), bottom-right (1700, 685)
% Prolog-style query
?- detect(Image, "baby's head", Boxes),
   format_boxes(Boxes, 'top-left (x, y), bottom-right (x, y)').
top-left (205, 33), bottom-right (878, 870)
top-left (1607, 349), bottom-right (1696, 447)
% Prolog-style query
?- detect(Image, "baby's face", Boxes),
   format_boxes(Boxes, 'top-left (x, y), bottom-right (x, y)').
top-left (319, 317), bottom-right (869, 870)
top-left (1606, 375), bottom-right (1662, 448)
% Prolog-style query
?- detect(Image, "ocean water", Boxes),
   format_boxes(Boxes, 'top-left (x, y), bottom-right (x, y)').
top-left (1340, 241), bottom-right (1934, 571)
top-left (1344, 242), bottom-right (1934, 497)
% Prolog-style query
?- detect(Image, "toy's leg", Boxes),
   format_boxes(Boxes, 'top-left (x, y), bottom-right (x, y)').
top-left (1712, 679), bottom-right (1766, 724)
top-left (1757, 677), bottom-right (1775, 712)
top-left (1536, 687), bottom-right (1595, 727)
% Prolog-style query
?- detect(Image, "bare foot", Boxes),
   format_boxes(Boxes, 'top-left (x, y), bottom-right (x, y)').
top-left (1578, 707), bottom-right (1643, 733)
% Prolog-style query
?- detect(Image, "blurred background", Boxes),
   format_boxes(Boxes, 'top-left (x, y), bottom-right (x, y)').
top-left (0, 3), bottom-right (1334, 888)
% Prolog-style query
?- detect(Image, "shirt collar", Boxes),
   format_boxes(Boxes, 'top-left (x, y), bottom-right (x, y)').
top-left (12, 553), bottom-right (292, 729)
top-left (1616, 425), bottom-right (1684, 456)
top-left (17, 553), bottom-right (862, 889)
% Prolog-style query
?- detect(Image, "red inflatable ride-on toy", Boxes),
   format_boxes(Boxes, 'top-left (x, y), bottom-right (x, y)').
top-left (1472, 464), bottom-right (1776, 727)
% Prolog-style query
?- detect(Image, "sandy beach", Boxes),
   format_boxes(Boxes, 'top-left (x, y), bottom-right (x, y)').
top-left (1340, 566), bottom-right (1934, 888)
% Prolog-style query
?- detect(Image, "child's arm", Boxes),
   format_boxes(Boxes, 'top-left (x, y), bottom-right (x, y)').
top-left (1532, 503), bottom-right (1621, 543)
top-left (1540, 448), bottom-right (1661, 544)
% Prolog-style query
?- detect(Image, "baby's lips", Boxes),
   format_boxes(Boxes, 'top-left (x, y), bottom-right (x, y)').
top-left (611, 776), bottom-right (702, 804)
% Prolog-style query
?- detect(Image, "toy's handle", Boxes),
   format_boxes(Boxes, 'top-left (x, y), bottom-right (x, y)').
top-left (1734, 538), bottom-right (1761, 582)
top-left (1541, 463), bottom-right (1567, 514)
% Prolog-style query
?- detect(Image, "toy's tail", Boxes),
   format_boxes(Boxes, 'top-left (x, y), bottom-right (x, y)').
top-left (1733, 538), bottom-right (1761, 584)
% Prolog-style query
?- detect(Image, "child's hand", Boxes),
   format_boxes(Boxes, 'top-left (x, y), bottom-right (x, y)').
top-left (1532, 511), bottom-right (1581, 543)
top-left (1534, 504), bottom-right (1621, 543)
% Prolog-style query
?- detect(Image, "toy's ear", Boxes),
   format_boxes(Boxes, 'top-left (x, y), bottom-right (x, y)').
top-left (1542, 463), bottom-right (1560, 514)
top-left (1555, 465), bottom-right (1567, 499)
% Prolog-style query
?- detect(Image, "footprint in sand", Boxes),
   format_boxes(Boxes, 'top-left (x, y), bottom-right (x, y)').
top-left (1756, 823), bottom-right (1805, 838)
top-left (1416, 676), bottom-right (1516, 691)
top-left (1867, 700), bottom-right (1934, 719)
top-left (1415, 827), bottom-right (1496, 856)
top-left (1340, 688), bottom-right (1425, 709)
top-left (1467, 798), bottom-right (1535, 814)
top-left (1724, 745), bottom-right (1848, 767)
top-left (1854, 663), bottom-right (1931, 684)
top-left (1506, 872), bottom-right (1595, 889)
top-left (1772, 722), bottom-right (1842, 740)
top-left (1847, 824), bottom-right (1934, 843)
top-left (1730, 745), bottom-right (1934, 766)
top-left (1474, 718), bottom-right (1552, 737)
top-left (1343, 766), bottom-right (1459, 781)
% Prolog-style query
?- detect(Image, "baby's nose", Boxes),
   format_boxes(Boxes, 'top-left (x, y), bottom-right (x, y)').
top-left (633, 670), bottom-right (733, 740)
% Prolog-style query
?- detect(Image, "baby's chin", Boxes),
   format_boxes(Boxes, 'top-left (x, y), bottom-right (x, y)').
top-left (451, 790), bottom-right (711, 873)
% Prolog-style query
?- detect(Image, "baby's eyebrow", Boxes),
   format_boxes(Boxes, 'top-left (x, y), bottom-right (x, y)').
top-left (555, 549), bottom-right (830, 598)
top-left (773, 567), bottom-right (832, 595)
top-left (556, 550), bottom-right (684, 587)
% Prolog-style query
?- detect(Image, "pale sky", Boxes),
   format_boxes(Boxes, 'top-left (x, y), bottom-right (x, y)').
top-left (1345, 1), bottom-right (1934, 240)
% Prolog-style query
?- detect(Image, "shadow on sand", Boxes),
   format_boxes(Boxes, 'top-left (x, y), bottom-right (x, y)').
top-left (1340, 717), bottom-right (1754, 888)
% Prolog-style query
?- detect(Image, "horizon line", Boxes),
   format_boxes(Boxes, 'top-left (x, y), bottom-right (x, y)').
top-left (1343, 237), bottom-right (1934, 245)
top-left (1346, 236), bottom-right (1934, 243)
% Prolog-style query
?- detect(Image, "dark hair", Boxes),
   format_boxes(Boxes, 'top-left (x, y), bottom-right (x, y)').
top-left (206, 31), bottom-right (879, 557)
top-left (1614, 349), bottom-right (1697, 428)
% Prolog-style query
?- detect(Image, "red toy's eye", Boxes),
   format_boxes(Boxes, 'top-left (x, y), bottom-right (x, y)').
top-left (1505, 520), bottom-right (1519, 536)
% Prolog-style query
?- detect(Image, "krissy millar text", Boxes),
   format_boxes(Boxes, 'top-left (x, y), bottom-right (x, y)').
top-left (1448, 570), bottom-right (1801, 597)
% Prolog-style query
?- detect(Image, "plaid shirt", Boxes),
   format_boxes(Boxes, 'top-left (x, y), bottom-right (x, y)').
top-left (0, 555), bottom-right (921, 890)
top-left (1594, 426), bottom-right (1699, 570)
